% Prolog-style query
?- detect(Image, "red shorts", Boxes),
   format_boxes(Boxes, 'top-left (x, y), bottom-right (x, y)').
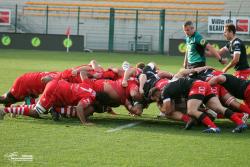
top-left (244, 84), bottom-right (250, 108)
top-left (210, 84), bottom-right (228, 98)
top-left (188, 81), bottom-right (215, 102)
top-left (234, 69), bottom-right (250, 80)
top-left (38, 80), bottom-right (60, 110)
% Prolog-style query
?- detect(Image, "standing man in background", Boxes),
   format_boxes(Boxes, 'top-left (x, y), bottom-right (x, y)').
top-left (217, 23), bottom-right (250, 80)
top-left (183, 21), bottom-right (225, 69)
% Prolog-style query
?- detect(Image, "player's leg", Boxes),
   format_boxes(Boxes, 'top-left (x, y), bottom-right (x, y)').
top-left (206, 96), bottom-right (247, 133)
top-left (0, 92), bottom-right (19, 106)
top-left (0, 104), bottom-right (39, 119)
top-left (187, 98), bottom-right (219, 133)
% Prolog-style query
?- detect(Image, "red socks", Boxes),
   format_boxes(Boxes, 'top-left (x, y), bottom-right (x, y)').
top-left (201, 116), bottom-right (217, 128)
top-left (239, 104), bottom-right (250, 115)
top-left (229, 113), bottom-right (243, 125)
top-left (181, 114), bottom-right (191, 123)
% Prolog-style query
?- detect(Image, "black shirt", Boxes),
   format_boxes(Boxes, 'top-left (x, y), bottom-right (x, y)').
top-left (225, 38), bottom-right (249, 71)
top-left (161, 77), bottom-right (196, 101)
top-left (142, 65), bottom-right (160, 98)
top-left (221, 74), bottom-right (250, 99)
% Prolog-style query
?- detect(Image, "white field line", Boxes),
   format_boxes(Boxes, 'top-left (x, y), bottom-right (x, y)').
top-left (106, 122), bottom-right (141, 133)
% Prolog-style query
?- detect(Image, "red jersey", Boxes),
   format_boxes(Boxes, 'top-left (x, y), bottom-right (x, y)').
top-left (59, 65), bottom-right (106, 83)
top-left (39, 79), bottom-right (96, 110)
top-left (92, 78), bottom-right (138, 105)
top-left (58, 69), bottom-right (83, 83)
top-left (10, 72), bottom-right (59, 100)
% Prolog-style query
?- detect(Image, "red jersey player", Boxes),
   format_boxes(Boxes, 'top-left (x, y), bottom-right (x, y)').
top-left (0, 72), bottom-right (59, 106)
top-left (0, 79), bottom-right (96, 125)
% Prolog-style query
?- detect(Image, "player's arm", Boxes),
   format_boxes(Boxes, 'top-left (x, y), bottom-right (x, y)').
top-left (174, 68), bottom-right (196, 78)
top-left (197, 35), bottom-right (226, 64)
top-left (122, 68), bottom-right (136, 87)
top-left (183, 49), bottom-right (188, 69)
top-left (75, 102), bottom-right (93, 125)
top-left (222, 53), bottom-right (240, 73)
top-left (194, 66), bottom-right (215, 73)
top-left (208, 75), bottom-right (227, 86)
top-left (172, 66), bottom-right (214, 78)
top-left (72, 66), bottom-right (93, 76)
top-left (157, 70), bottom-right (174, 79)
top-left (218, 46), bottom-right (229, 57)
top-left (206, 44), bottom-right (223, 62)
top-left (89, 60), bottom-right (99, 70)
top-left (138, 74), bottom-right (147, 94)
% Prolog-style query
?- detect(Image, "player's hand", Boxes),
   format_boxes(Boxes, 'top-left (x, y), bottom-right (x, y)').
top-left (122, 80), bottom-right (128, 87)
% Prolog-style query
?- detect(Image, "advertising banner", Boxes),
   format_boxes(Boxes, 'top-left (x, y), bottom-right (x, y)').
top-left (208, 16), bottom-right (249, 34)
top-left (0, 33), bottom-right (84, 51)
top-left (0, 9), bottom-right (11, 26)
top-left (235, 17), bottom-right (249, 34)
top-left (208, 16), bottom-right (235, 33)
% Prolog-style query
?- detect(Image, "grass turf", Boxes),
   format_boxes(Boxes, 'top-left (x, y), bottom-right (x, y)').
top-left (0, 49), bottom-right (250, 167)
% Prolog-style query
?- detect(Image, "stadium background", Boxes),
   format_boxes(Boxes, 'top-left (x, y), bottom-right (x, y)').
top-left (1, 1), bottom-right (250, 167)
top-left (1, 0), bottom-right (250, 54)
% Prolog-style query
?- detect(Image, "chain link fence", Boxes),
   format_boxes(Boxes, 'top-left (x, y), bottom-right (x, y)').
top-left (0, 3), bottom-right (250, 53)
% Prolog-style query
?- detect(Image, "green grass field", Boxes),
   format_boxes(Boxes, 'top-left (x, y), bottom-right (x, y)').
top-left (0, 49), bottom-right (250, 167)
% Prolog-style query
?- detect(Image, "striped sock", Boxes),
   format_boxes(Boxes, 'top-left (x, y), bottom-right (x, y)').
top-left (55, 106), bottom-right (76, 117)
top-left (4, 104), bottom-right (35, 116)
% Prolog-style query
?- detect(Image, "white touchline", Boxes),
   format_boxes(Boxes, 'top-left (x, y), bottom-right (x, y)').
top-left (106, 122), bottom-right (142, 133)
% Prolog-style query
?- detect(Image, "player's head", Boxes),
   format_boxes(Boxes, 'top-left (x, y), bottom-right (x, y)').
top-left (136, 62), bottom-right (145, 70)
top-left (224, 23), bottom-right (236, 40)
top-left (183, 21), bottom-right (195, 37)
top-left (148, 87), bottom-right (161, 102)
top-left (95, 92), bottom-right (112, 105)
top-left (147, 62), bottom-right (159, 71)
